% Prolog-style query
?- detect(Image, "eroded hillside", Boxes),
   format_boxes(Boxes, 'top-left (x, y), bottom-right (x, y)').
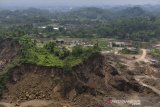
top-left (0, 56), bottom-right (159, 107)
top-left (0, 38), bottom-right (20, 73)
top-left (0, 38), bottom-right (159, 107)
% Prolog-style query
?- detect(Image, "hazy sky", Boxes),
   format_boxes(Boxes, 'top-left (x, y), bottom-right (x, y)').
top-left (1, 0), bottom-right (160, 7)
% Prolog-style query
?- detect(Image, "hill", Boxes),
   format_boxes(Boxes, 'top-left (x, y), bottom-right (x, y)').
top-left (0, 37), bottom-right (159, 107)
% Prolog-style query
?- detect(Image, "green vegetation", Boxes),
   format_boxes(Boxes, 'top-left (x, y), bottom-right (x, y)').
top-left (0, 35), bottom-right (101, 70)
top-left (64, 46), bottom-right (100, 72)
top-left (44, 42), bottom-right (70, 60)
top-left (150, 49), bottom-right (160, 61)
top-left (64, 45), bottom-right (100, 70)
top-left (0, 56), bottom-right (21, 97)
top-left (97, 39), bottom-right (111, 50)
top-left (17, 36), bottom-right (63, 67)
top-left (0, 71), bottom-right (11, 96)
top-left (13, 35), bottom-right (100, 68)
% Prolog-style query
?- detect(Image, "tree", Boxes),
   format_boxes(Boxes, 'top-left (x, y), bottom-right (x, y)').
top-left (44, 42), bottom-right (56, 53)
top-left (72, 46), bottom-right (83, 57)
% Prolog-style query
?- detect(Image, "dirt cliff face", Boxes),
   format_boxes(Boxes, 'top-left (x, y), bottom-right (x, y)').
top-left (0, 38), bottom-right (20, 71)
top-left (1, 54), bottom-right (158, 107)
top-left (0, 38), bottom-right (20, 60)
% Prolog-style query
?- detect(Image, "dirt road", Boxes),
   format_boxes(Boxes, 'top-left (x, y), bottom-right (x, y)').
top-left (136, 49), bottom-right (149, 62)
top-left (135, 76), bottom-right (160, 96)
top-left (123, 49), bottom-right (149, 70)
top-left (133, 49), bottom-right (160, 96)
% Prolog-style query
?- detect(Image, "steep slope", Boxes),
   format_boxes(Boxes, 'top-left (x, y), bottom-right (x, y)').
top-left (0, 38), bottom-right (20, 73)
top-left (0, 54), bottom-right (158, 107)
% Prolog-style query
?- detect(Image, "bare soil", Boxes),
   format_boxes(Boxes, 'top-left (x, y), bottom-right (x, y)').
top-left (0, 54), bottom-right (158, 107)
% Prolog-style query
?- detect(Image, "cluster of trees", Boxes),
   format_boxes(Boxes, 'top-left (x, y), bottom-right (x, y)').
top-left (44, 42), bottom-right (70, 60)
top-left (16, 36), bottom-right (64, 67)
top-left (52, 17), bottom-right (159, 41)
top-left (150, 49), bottom-right (160, 61)
top-left (0, 8), bottom-right (51, 27)
top-left (14, 35), bottom-right (100, 68)
top-left (43, 41), bottom-right (100, 72)
top-left (44, 41), bottom-right (100, 60)
top-left (2, 17), bottom-right (159, 42)
top-left (63, 45), bottom-right (100, 71)
top-left (1, 7), bottom-right (160, 42)
top-left (120, 47), bottom-right (139, 54)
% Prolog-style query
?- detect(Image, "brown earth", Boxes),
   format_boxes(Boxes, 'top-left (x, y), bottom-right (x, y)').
top-left (0, 38), bottom-right (20, 73)
top-left (0, 54), bottom-right (158, 107)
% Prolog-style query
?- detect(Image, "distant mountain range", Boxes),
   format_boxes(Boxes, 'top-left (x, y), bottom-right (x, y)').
top-left (1, 4), bottom-right (160, 12)
top-left (63, 6), bottom-right (154, 20)
top-left (0, 5), bottom-right (159, 26)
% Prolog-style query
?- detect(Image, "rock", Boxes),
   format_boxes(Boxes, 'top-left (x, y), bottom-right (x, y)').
top-left (51, 74), bottom-right (55, 78)
top-left (15, 103), bottom-right (20, 106)
top-left (25, 93), bottom-right (29, 97)
top-left (9, 100), bottom-right (13, 103)
top-left (42, 94), bottom-right (46, 98)
top-left (68, 89), bottom-right (77, 100)
top-left (53, 84), bottom-right (61, 92)
top-left (28, 95), bottom-right (34, 100)
top-left (15, 100), bottom-right (20, 106)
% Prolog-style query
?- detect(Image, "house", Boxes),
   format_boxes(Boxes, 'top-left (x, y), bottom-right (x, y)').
top-left (111, 42), bottom-right (126, 47)
top-left (153, 44), bottom-right (160, 49)
top-left (39, 26), bottom-right (46, 29)
top-left (53, 27), bottom-right (59, 30)
top-left (110, 41), bottom-right (133, 48)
